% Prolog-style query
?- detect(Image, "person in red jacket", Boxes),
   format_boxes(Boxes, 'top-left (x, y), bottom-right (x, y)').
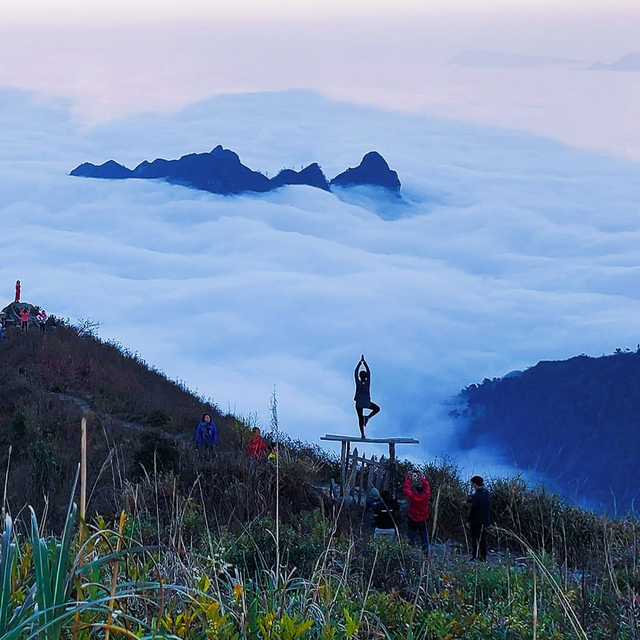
top-left (15, 280), bottom-right (21, 303)
top-left (404, 472), bottom-right (431, 553)
top-left (248, 427), bottom-right (269, 459)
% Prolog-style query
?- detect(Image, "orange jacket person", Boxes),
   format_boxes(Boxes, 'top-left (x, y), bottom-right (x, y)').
top-left (19, 307), bottom-right (29, 332)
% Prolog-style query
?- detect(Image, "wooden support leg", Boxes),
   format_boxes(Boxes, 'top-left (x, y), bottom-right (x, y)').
top-left (340, 441), bottom-right (347, 497)
top-left (345, 440), bottom-right (351, 496)
top-left (389, 443), bottom-right (396, 497)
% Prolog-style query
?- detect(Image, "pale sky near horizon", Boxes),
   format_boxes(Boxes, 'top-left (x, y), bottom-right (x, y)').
top-left (2, 0), bottom-right (639, 161)
top-left (3, 0), bottom-right (640, 24)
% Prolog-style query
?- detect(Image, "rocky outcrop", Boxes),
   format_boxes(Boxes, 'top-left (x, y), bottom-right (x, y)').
top-left (71, 148), bottom-right (401, 197)
top-left (70, 160), bottom-right (132, 179)
top-left (270, 163), bottom-right (329, 191)
top-left (329, 151), bottom-right (401, 193)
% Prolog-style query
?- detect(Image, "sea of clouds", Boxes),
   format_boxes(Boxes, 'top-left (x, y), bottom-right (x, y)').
top-left (2, 88), bottom-right (640, 474)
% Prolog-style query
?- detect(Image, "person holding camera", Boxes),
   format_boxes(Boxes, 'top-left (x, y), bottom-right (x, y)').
top-left (404, 472), bottom-right (431, 554)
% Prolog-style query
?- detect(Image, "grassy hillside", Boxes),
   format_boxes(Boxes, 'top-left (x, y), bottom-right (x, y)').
top-left (0, 317), bottom-right (337, 528)
top-left (1, 319), bottom-right (640, 638)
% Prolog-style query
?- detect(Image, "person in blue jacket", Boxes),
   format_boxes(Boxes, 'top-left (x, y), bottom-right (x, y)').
top-left (195, 413), bottom-right (217, 447)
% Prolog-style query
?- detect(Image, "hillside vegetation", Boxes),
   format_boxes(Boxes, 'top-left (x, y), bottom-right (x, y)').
top-left (0, 320), bottom-right (639, 638)
top-left (455, 349), bottom-right (640, 514)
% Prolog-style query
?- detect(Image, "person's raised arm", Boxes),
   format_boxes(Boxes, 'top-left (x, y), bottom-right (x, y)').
top-left (403, 474), bottom-right (414, 498)
top-left (422, 477), bottom-right (431, 501)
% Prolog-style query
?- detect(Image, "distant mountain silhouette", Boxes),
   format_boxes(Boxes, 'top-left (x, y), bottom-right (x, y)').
top-left (270, 163), bottom-right (329, 191)
top-left (452, 349), bottom-right (640, 514)
top-left (587, 52), bottom-right (640, 72)
top-left (449, 49), bottom-right (583, 68)
top-left (71, 147), bottom-right (400, 197)
top-left (72, 160), bottom-right (133, 179)
top-left (330, 152), bottom-right (401, 193)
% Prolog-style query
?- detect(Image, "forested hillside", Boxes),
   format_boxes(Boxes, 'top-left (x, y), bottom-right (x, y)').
top-left (455, 349), bottom-right (640, 513)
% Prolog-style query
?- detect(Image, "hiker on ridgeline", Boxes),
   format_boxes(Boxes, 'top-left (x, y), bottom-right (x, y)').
top-left (354, 354), bottom-right (380, 439)
top-left (466, 475), bottom-right (491, 562)
top-left (404, 472), bottom-right (431, 554)
top-left (248, 427), bottom-right (269, 459)
top-left (37, 310), bottom-right (47, 333)
top-left (19, 307), bottom-right (29, 332)
top-left (15, 280), bottom-right (21, 303)
top-left (373, 490), bottom-right (400, 539)
top-left (194, 413), bottom-right (217, 448)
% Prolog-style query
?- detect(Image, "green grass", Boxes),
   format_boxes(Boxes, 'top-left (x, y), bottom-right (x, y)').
top-left (2, 318), bottom-right (640, 638)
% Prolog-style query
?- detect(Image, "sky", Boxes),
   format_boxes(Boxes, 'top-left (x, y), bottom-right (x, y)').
top-left (1, 0), bottom-right (639, 475)
top-left (1, 0), bottom-right (639, 158)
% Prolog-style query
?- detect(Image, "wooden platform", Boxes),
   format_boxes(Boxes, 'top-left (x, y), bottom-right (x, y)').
top-left (321, 434), bottom-right (419, 445)
top-left (322, 433), bottom-right (419, 498)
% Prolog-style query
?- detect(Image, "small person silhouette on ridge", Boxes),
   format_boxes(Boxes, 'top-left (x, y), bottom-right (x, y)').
top-left (15, 280), bottom-right (21, 303)
top-left (19, 307), bottom-right (29, 332)
top-left (354, 354), bottom-right (380, 438)
top-left (37, 310), bottom-right (47, 333)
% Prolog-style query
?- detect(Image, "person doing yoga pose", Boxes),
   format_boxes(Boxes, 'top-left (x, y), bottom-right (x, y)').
top-left (354, 354), bottom-right (380, 438)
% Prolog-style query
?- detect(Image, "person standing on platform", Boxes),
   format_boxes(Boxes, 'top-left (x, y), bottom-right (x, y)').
top-left (354, 354), bottom-right (380, 439)
top-left (15, 280), bottom-right (21, 303)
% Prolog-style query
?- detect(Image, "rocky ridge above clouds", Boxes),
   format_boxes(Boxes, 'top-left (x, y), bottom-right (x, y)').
top-left (71, 146), bottom-right (402, 197)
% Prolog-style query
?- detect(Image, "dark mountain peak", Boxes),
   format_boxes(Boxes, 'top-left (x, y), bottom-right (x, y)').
top-left (71, 148), bottom-right (402, 199)
top-left (361, 151), bottom-right (390, 168)
top-left (70, 160), bottom-right (132, 179)
top-left (210, 144), bottom-right (231, 156)
top-left (588, 51), bottom-right (640, 72)
top-left (330, 151), bottom-right (401, 192)
top-left (270, 163), bottom-right (329, 190)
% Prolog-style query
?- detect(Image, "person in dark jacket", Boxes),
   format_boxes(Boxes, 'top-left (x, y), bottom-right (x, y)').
top-left (37, 310), bottom-right (47, 333)
top-left (194, 413), bottom-right (217, 448)
top-left (373, 490), bottom-right (400, 539)
top-left (467, 475), bottom-right (491, 561)
top-left (354, 354), bottom-right (380, 438)
top-left (404, 473), bottom-right (431, 553)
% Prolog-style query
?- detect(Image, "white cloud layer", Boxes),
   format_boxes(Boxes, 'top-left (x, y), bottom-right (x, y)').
top-left (2, 88), bottom-right (640, 474)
